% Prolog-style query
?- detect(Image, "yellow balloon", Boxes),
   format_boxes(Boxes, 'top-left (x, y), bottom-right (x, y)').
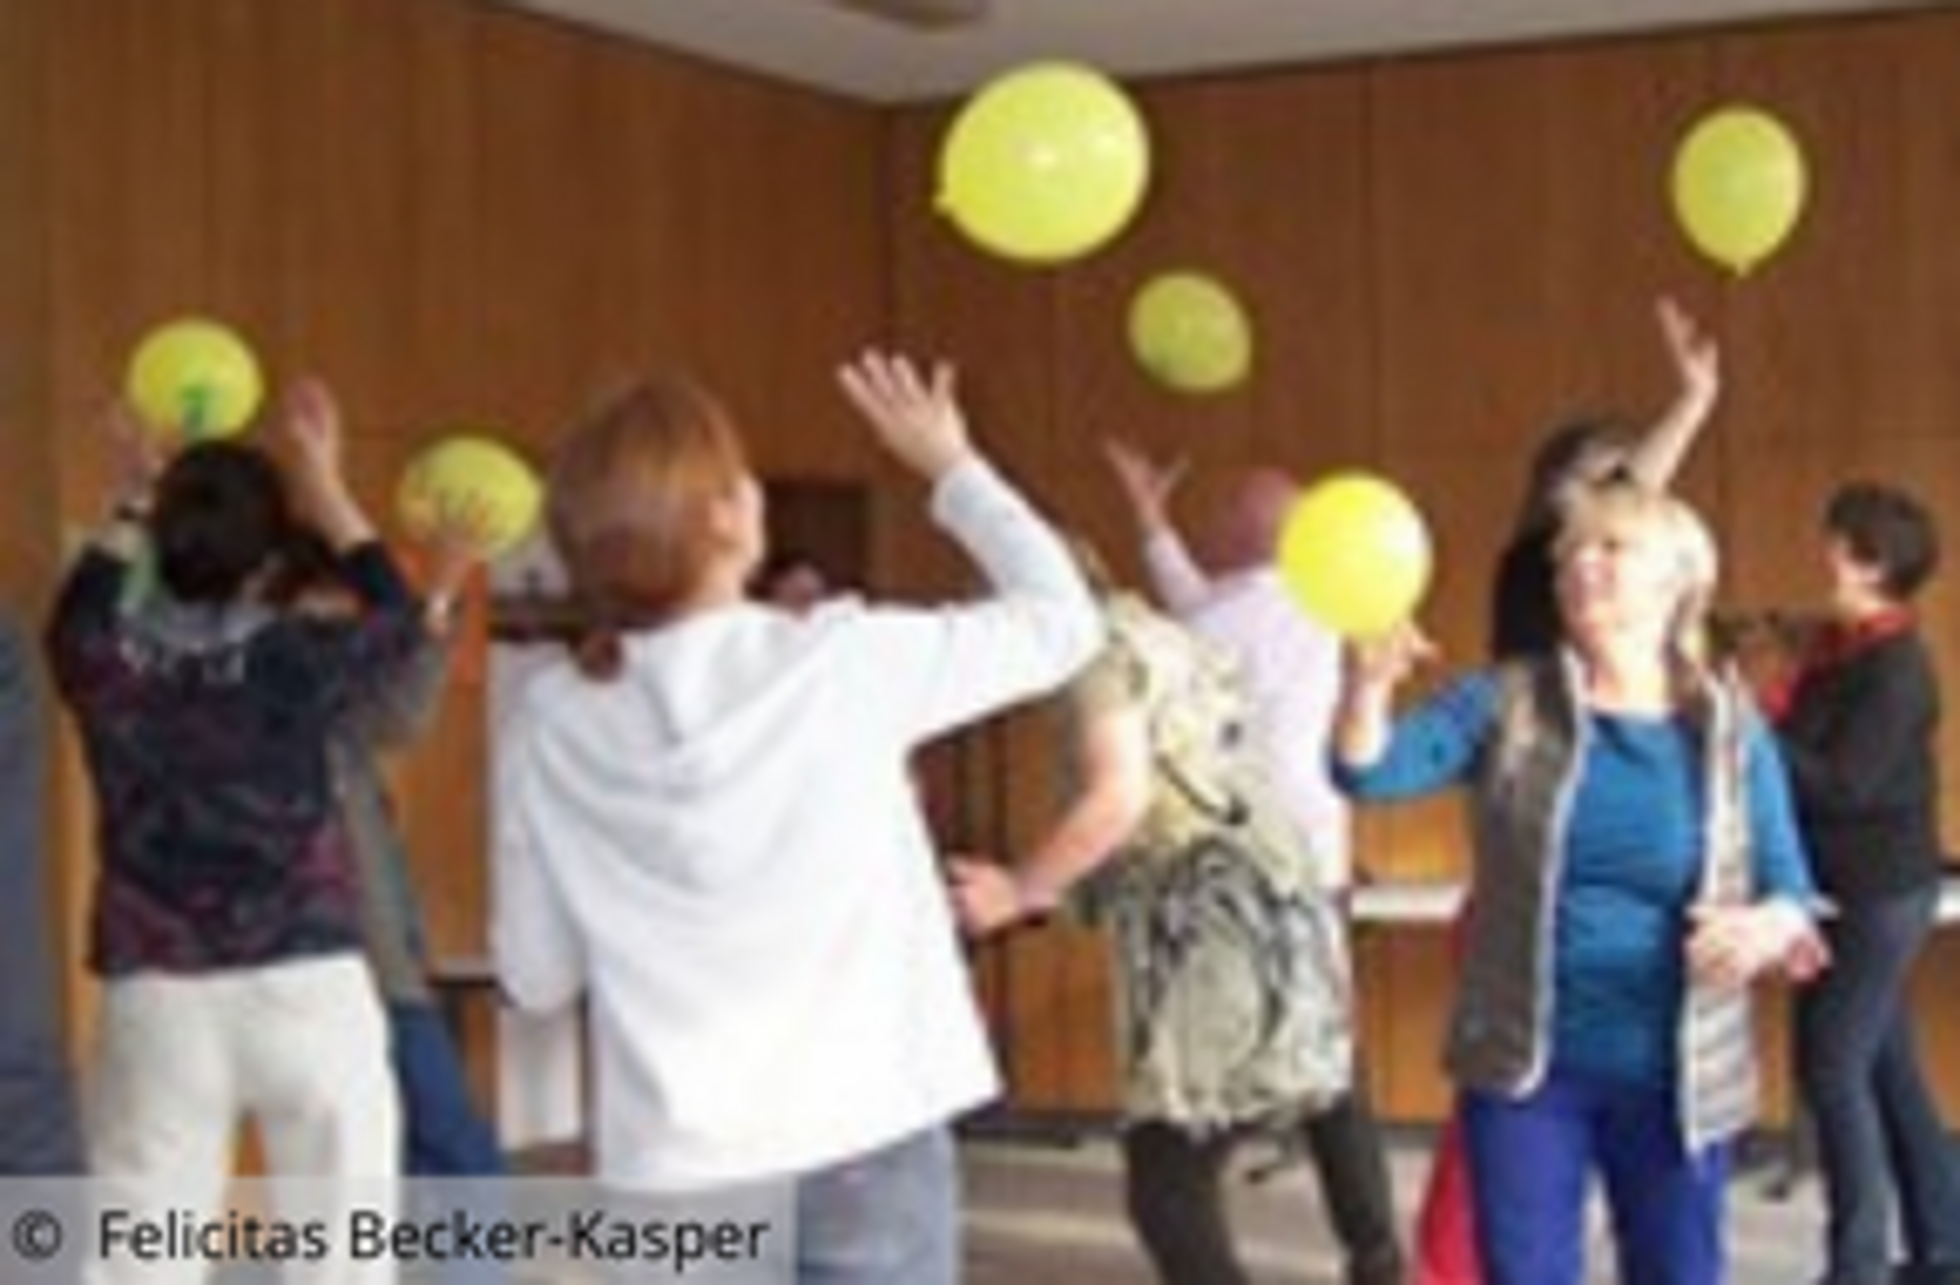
top-left (1278, 473), bottom-right (1433, 639)
top-left (938, 62), bottom-right (1150, 265)
top-left (397, 435), bottom-right (542, 558)
top-left (1671, 105), bottom-right (1807, 276)
top-left (125, 318), bottom-right (264, 441)
top-left (1128, 271), bottom-right (1254, 394)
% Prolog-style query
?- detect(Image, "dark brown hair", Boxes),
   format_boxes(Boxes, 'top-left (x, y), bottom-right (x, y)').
top-left (547, 377), bottom-right (751, 679)
top-left (1825, 481), bottom-right (1939, 601)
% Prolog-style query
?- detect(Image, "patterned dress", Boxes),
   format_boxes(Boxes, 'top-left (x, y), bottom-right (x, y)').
top-left (1075, 594), bottom-right (1352, 1133)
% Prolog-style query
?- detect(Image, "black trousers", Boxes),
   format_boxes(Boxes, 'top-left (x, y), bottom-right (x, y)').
top-left (1123, 1085), bottom-right (1405, 1285)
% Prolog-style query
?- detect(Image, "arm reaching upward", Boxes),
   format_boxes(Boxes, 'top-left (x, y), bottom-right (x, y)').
top-left (1623, 296), bottom-right (1720, 491)
top-left (1103, 437), bottom-right (1210, 614)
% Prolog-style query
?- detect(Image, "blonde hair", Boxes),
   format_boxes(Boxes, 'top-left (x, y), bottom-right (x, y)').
top-left (1555, 481), bottom-right (1718, 681)
top-left (547, 377), bottom-right (751, 679)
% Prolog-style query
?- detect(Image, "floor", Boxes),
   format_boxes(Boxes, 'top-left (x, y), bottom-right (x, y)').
top-left (961, 1128), bottom-right (1825, 1285)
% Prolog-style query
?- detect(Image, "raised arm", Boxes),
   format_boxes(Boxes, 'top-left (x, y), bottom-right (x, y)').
top-left (282, 377), bottom-right (379, 552)
top-left (1103, 437), bottom-right (1210, 614)
top-left (1623, 296), bottom-right (1720, 491)
top-left (836, 351), bottom-right (1102, 743)
top-left (335, 502), bottom-right (494, 752)
top-left (46, 401), bottom-right (159, 703)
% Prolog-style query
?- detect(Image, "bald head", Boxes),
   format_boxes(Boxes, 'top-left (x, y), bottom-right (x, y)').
top-left (1198, 466), bottom-right (1300, 574)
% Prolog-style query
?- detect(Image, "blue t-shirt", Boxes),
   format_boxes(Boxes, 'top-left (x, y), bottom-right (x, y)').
top-left (1334, 671), bottom-right (1812, 1085)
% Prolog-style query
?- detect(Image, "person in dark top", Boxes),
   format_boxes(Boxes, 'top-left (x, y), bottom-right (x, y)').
top-left (47, 382), bottom-right (421, 1285)
top-left (1776, 482), bottom-right (1960, 1285)
top-left (0, 613), bottom-right (86, 1176)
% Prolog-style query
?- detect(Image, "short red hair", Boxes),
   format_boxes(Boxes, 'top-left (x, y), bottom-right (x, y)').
top-left (547, 378), bottom-right (750, 678)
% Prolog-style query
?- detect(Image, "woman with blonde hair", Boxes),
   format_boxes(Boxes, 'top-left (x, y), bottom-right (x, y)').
top-left (492, 352), bottom-right (1100, 1284)
top-left (1333, 483), bottom-right (1820, 1285)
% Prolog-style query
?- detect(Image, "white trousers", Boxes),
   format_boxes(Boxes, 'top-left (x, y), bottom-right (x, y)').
top-left (86, 954), bottom-right (400, 1285)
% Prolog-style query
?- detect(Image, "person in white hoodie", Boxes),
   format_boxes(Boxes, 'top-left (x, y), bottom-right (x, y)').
top-left (492, 351), bottom-right (1102, 1285)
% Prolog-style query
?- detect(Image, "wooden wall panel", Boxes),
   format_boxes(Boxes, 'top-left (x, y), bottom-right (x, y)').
top-left (0, 0), bottom-right (57, 599)
top-left (25, 0), bottom-right (1960, 1130)
top-left (1714, 20), bottom-right (1960, 449)
top-left (36, 0), bottom-right (887, 1016)
top-left (895, 10), bottom-right (1960, 1123)
top-left (47, 0), bottom-right (214, 528)
top-left (1371, 38), bottom-right (1720, 656)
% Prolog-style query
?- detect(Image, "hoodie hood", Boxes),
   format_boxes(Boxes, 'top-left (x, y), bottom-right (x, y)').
top-left (506, 598), bottom-right (887, 897)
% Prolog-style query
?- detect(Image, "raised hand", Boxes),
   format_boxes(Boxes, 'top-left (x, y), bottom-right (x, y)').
top-left (836, 350), bottom-right (974, 482)
top-left (423, 493), bottom-right (498, 607)
top-left (1345, 621), bottom-right (1438, 694)
top-left (280, 376), bottom-right (346, 487)
top-left (1102, 437), bottom-right (1187, 533)
top-left (279, 376), bottom-right (373, 548)
top-left (103, 398), bottom-right (163, 513)
top-left (1658, 295), bottom-right (1719, 414)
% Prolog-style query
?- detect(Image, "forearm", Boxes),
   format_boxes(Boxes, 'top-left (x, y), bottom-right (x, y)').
top-left (301, 475), bottom-right (378, 552)
top-left (907, 458), bottom-right (1103, 721)
top-left (1011, 784), bottom-right (1147, 917)
top-left (1625, 383), bottom-right (1714, 490)
top-left (1140, 528), bottom-right (1211, 617)
top-left (1332, 672), bottom-right (1496, 800)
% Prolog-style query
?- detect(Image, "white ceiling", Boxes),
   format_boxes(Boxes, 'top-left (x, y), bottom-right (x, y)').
top-left (497, 0), bottom-right (1934, 104)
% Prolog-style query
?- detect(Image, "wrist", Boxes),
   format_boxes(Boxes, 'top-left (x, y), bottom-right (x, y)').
top-left (1011, 869), bottom-right (1061, 923)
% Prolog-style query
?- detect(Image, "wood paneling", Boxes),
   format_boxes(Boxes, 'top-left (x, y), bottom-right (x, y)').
top-left (33, 0), bottom-right (886, 1024)
top-left (0, 0), bottom-right (58, 600)
top-left (20, 0), bottom-right (1960, 1129)
top-left (894, 10), bottom-right (1960, 1122)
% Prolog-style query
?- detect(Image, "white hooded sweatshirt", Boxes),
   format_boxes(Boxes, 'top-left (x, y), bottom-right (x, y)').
top-left (493, 458), bottom-right (1099, 1191)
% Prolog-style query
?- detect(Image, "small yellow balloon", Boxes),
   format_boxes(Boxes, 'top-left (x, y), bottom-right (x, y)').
top-left (938, 62), bottom-right (1150, 265)
top-left (125, 318), bottom-right (264, 441)
top-left (1128, 271), bottom-right (1254, 395)
top-left (397, 435), bottom-right (542, 558)
top-left (1671, 105), bottom-right (1807, 277)
top-left (1278, 473), bottom-right (1433, 639)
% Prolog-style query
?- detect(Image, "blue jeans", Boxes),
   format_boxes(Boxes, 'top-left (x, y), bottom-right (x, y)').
top-left (1796, 886), bottom-right (1960, 1283)
top-left (391, 1004), bottom-right (509, 1285)
top-left (390, 1001), bottom-right (505, 1177)
top-left (1462, 1069), bottom-right (1727, 1285)
top-left (795, 1125), bottom-right (958, 1285)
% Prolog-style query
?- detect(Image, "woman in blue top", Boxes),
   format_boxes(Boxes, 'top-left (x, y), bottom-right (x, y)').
top-left (1332, 482), bottom-right (1821, 1285)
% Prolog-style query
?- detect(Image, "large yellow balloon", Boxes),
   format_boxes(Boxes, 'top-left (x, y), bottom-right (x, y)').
top-left (126, 318), bottom-right (264, 441)
top-left (938, 62), bottom-right (1150, 265)
top-left (1278, 473), bottom-right (1433, 639)
top-left (1128, 271), bottom-right (1254, 395)
top-left (397, 435), bottom-right (542, 558)
top-left (1671, 105), bottom-right (1807, 277)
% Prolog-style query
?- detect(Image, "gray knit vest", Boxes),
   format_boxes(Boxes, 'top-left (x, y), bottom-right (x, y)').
top-left (1449, 652), bottom-right (1759, 1153)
